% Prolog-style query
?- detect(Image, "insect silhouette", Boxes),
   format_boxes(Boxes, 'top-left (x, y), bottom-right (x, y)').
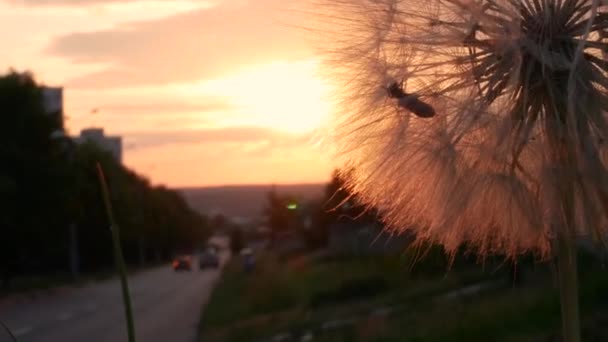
top-left (386, 81), bottom-right (436, 118)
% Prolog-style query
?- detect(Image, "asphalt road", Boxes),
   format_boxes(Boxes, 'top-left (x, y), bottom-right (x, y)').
top-left (0, 258), bottom-right (223, 342)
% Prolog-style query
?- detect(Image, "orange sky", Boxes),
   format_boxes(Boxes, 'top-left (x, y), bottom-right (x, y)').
top-left (1, 0), bottom-right (335, 187)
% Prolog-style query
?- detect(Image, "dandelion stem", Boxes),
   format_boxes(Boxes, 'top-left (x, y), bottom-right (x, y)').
top-left (557, 233), bottom-right (581, 342)
top-left (553, 166), bottom-right (581, 342)
top-left (96, 163), bottom-right (136, 342)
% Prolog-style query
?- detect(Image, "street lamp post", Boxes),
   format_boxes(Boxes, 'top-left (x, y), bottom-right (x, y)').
top-left (69, 223), bottom-right (79, 280)
top-left (51, 130), bottom-right (80, 280)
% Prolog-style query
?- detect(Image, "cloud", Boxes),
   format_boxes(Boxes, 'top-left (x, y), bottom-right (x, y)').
top-left (124, 137), bottom-right (332, 187)
top-left (97, 100), bottom-right (232, 114)
top-left (123, 125), bottom-right (331, 187)
top-left (7, 0), bottom-right (192, 6)
top-left (125, 126), bottom-right (311, 150)
top-left (45, 0), bottom-right (311, 88)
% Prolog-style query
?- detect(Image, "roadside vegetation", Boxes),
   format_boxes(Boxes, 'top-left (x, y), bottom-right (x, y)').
top-left (200, 248), bottom-right (608, 342)
top-left (0, 70), bottom-right (211, 294)
top-left (200, 170), bottom-right (608, 341)
top-left (200, 248), bottom-right (504, 342)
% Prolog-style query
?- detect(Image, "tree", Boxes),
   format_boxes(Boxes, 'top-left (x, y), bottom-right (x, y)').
top-left (210, 214), bottom-right (228, 234)
top-left (264, 187), bottom-right (293, 244)
top-left (229, 228), bottom-right (244, 255)
top-left (0, 70), bottom-right (211, 288)
top-left (0, 71), bottom-right (67, 288)
top-left (70, 143), bottom-right (211, 269)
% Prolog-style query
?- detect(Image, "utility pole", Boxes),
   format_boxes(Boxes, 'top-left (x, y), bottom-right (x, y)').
top-left (138, 188), bottom-right (146, 267)
top-left (69, 222), bottom-right (80, 280)
top-left (52, 130), bottom-right (80, 281)
top-left (138, 238), bottom-right (145, 267)
top-left (66, 138), bottom-right (80, 281)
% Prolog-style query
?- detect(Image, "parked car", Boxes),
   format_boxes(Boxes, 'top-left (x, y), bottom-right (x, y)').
top-left (199, 247), bottom-right (220, 269)
top-left (172, 255), bottom-right (192, 271)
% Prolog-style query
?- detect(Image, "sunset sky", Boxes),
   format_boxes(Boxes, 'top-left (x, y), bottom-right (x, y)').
top-left (1, 0), bottom-right (335, 187)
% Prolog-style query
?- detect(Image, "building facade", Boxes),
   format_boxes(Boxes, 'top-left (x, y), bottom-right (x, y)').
top-left (75, 128), bottom-right (123, 163)
top-left (41, 87), bottom-right (63, 116)
top-left (41, 86), bottom-right (65, 132)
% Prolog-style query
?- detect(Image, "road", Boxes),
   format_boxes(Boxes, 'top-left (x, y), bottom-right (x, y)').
top-left (0, 258), bottom-right (223, 342)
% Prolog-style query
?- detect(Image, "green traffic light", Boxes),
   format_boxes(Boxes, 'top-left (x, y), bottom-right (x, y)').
top-left (287, 203), bottom-right (298, 210)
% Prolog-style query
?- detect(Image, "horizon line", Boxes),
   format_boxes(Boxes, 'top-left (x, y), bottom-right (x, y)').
top-left (175, 182), bottom-right (327, 190)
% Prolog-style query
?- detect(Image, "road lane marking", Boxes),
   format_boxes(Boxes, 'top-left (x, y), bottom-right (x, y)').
top-left (56, 312), bottom-right (73, 321)
top-left (13, 326), bottom-right (33, 336)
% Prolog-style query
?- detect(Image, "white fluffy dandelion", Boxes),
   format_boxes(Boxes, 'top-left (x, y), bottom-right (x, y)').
top-left (309, 1), bottom-right (608, 340)
top-left (312, 0), bottom-right (608, 257)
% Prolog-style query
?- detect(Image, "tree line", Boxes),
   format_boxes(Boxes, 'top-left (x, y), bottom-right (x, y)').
top-left (0, 71), bottom-right (210, 289)
top-left (261, 170), bottom-right (516, 278)
top-left (262, 169), bottom-right (383, 252)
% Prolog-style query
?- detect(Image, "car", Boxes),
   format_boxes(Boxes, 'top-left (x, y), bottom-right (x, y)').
top-left (172, 255), bottom-right (192, 271)
top-left (199, 247), bottom-right (220, 269)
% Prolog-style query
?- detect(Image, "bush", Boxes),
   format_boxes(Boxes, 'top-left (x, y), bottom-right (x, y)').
top-left (310, 275), bottom-right (389, 308)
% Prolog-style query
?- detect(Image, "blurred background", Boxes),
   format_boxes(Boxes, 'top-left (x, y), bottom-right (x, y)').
top-left (1, 1), bottom-right (608, 342)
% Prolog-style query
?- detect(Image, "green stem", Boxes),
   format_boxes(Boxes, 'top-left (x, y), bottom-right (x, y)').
top-left (97, 163), bottom-right (136, 342)
top-left (557, 234), bottom-right (581, 342)
top-left (0, 320), bottom-right (18, 342)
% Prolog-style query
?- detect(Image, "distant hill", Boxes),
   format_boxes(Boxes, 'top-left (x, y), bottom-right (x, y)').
top-left (179, 184), bottom-right (325, 222)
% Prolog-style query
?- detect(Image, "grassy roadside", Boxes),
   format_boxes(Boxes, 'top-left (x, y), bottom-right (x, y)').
top-left (199, 251), bottom-right (501, 342)
top-left (199, 248), bottom-right (608, 341)
top-left (348, 266), bottom-right (608, 342)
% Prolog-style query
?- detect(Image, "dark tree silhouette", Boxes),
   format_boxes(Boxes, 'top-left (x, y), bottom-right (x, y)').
top-left (0, 71), bottom-right (211, 289)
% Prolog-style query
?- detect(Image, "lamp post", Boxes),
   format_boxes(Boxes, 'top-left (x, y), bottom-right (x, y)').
top-left (51, 129), bottom-right (80, 280)
top-left (137, 188), bottom-right (146, 267)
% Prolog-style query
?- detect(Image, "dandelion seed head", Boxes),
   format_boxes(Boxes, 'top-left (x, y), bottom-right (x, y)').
top-left (310, 0), bottom-right (608, 259)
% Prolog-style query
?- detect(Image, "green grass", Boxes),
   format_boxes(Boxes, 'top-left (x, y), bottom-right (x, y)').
top-left (362, 268), bottom-right (608, 342)
top-left (97, 163), bottom-right (135, 342)
top-left (199, 251), bottom-right (498, 342)
top-left (306, 252), bottom-right (608, 342)
top-left (200, 247), bottom-right (608, 342)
